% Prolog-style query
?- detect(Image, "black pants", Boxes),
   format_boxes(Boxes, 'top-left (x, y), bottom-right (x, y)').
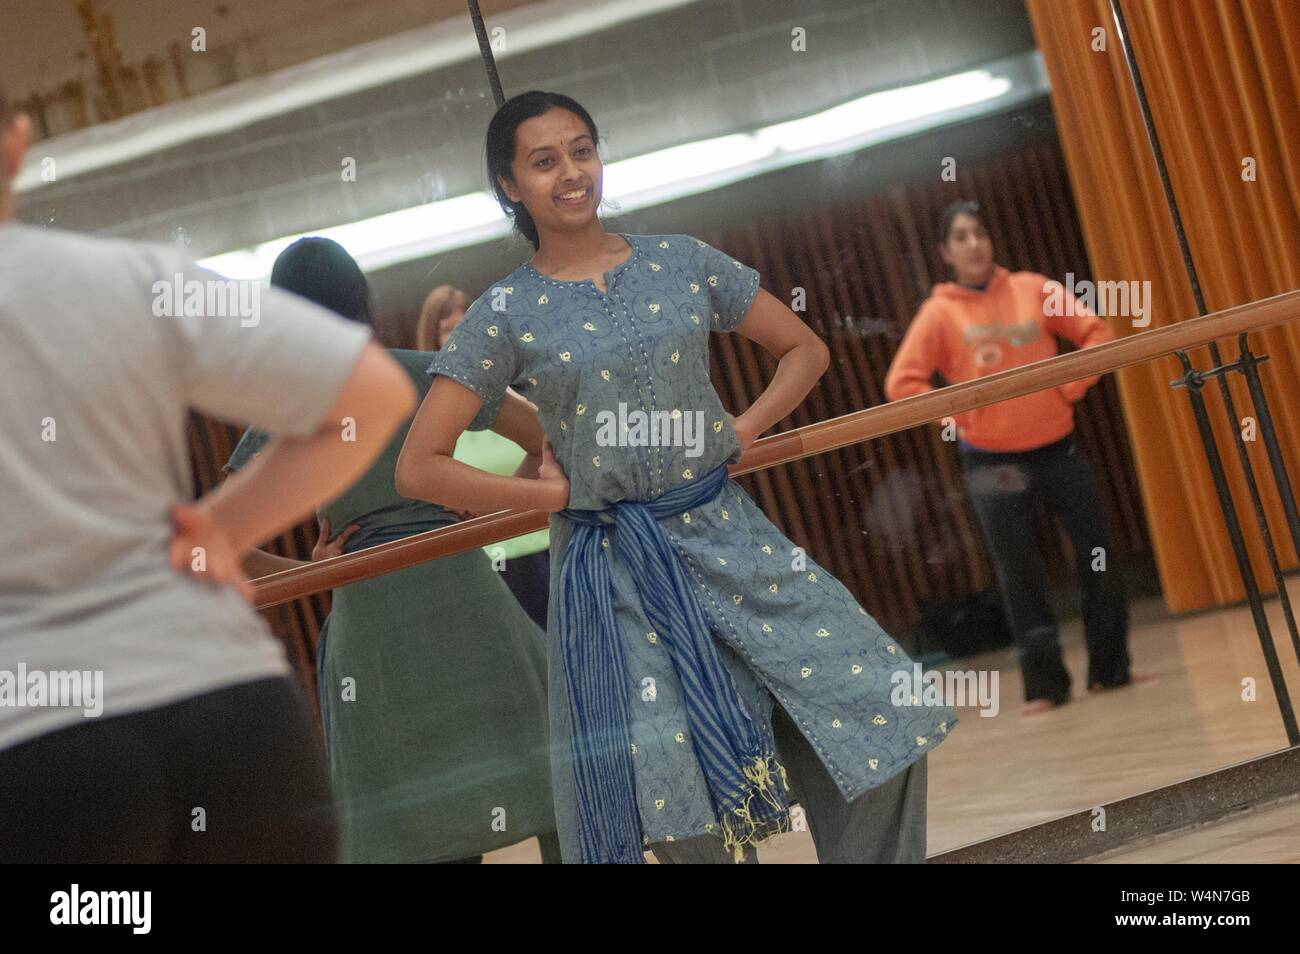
top-left (0, 676), bottom-right (338, 863)
top-left (500, 549), bottom-right (551, 632)
top-left (959, 434), bottom-right (1131, 704)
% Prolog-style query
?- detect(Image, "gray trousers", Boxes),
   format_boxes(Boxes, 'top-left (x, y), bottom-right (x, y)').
top-left (650, 703), bottom-right (928, 864)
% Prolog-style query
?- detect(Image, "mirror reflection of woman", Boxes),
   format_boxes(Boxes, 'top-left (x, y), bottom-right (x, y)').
top-left (886, 201), bottom-right (1147, 715)
top-left (414, 285), bottom-right (552, 632)
top-left (397, 91), bottom-right (955, 864)
top-left (225, 238), bottom-right (561, 864)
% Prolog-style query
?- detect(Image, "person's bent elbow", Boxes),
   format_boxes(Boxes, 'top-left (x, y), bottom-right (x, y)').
top-left (884, 374), bottom-right (923, 403)
top-left (394, 444), bottom-right (443, 501)
top-left (393, 451), bottom-right (420, 500)
top-left (809, 337), bottom-right (831, 378)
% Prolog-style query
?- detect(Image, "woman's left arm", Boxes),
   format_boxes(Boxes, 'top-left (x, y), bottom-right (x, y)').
top-left (728, 287), bottom-right (831, 454)
top-left (1042, 278), bottom-right (1114, 402)
top-left (434, 391), bottom-right (545, 519)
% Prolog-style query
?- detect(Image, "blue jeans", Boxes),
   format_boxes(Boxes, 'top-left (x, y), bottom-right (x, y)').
top-left (959, 433), bottom-right (1131, 704)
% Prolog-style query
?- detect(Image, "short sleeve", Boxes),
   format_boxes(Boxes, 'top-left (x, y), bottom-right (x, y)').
top-left (223, 426), bottom-right (270, 474)
top-left (696, 239), bottom-right (761, 333)
top-left (426, 296), bottom-right (516, 430)
top-left (160, 257), bottom-right (372, 436)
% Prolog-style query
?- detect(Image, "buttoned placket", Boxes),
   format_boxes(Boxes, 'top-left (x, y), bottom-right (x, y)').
top-left (598, 259), bottom-right (667, 500)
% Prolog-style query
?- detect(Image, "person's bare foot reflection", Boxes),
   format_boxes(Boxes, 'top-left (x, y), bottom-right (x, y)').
top-left (1021, 698), bottom-right (1062, 716)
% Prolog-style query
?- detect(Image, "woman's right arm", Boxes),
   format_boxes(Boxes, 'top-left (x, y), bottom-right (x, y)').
top-left (220, 436), bottom-right (316, 577)
top-left (207, 344), bottom-right (413, 549)
top-left (884, 307), bottom-right (947, 402)
top-left (223, 427), bottom-right (364, 575)
top-left (238, 514), bottom-right (361, 576)
top-left (395, 377), bottom-right (568, 514)
top-left (170, 344), bottom-right (416, 595)
top-left (242, 548), bottom-right (307, 577)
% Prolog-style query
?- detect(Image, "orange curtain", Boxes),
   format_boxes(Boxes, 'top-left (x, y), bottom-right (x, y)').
top-left (1025, 0), bottom-right (1300, 611)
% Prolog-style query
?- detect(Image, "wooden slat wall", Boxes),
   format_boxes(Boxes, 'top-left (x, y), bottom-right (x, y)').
top-left (186, 135), bottom-right (1151, 680)
top-left (186, 412), bottom-right (331, 701)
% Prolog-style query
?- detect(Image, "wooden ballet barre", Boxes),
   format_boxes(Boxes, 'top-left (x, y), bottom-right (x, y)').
top-left (251, 287), bottom-right (1300, 609)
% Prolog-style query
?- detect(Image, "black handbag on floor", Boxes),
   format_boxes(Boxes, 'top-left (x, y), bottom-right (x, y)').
top-left (917, 589), bottom-right (1014, 658)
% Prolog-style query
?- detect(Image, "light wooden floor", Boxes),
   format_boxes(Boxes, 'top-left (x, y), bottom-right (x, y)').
top-left (487, 576), bottom-right (1300, 863)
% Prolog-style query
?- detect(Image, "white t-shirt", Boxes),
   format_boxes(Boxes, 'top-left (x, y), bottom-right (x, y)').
top-left (0, 223), bottom-right (371, 752)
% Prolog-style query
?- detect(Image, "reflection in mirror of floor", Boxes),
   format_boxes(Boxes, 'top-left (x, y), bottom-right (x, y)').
top-left (1088, 796), bottom-right (1300, 864)
top-left (485, 575), bottom-right (1300, 863)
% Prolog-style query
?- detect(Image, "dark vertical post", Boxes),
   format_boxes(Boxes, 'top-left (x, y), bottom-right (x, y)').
top-left (466, 0), bottom-right (506, 108)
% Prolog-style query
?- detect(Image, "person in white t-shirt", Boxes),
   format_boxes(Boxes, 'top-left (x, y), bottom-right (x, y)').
top-left (0, 94), bottom-right (416, 862)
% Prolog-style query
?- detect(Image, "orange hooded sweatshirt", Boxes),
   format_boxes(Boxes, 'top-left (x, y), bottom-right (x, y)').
top-left (884, 266), bottom-right (1113, 452)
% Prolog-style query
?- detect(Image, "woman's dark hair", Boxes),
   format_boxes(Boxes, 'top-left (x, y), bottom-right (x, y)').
top-left (270, 236), bottom-right (373, 326)
top-left (937, 200), bottom-right (988, 245)
top-left (485, 90), bottom-right (600, 250)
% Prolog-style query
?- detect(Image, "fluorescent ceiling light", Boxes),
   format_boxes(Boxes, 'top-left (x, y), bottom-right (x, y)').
top-left (756, 70), bottom-right (1013, 154)
top-left (197, 51), bottom-right (1047, 279)
top-left (200, 192), bottom-right (505, 279)
top-left (602, 135), bottom-right (778, 208)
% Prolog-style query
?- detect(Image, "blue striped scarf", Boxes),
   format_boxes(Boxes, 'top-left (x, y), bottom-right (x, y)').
top-left (556, 465), bottom-right (790, 864)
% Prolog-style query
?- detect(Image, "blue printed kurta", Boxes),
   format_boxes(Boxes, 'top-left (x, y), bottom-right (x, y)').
top-left (429, 233), bottom-right (956, 858)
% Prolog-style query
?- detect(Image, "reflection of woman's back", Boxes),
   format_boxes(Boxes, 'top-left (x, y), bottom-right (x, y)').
top-left (225, 238), bottom-right (558, 864)
top-left (313, 350), bottom-right (459, 549)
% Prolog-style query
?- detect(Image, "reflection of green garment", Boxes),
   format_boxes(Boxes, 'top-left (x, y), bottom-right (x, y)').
top-left (452, 427), bottom-right (550, 560)
top-left (226, 349), bottom-right (554, 863)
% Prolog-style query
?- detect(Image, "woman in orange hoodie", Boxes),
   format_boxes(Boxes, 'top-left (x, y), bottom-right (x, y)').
top-left (885, 200), bottom-right (1136, 714)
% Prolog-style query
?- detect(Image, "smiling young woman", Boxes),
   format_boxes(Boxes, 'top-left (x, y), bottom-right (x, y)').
top-left (395, 90), bottom-right (955, 864)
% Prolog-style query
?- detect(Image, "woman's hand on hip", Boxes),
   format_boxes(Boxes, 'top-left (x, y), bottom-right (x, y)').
top-left (538, 438), bottom-right (571, 512)
top-left (168, 502), bottom-right (255, 603)
top-left (312, 516), bottom-right (361, 561)
top-left (728, 413), bottom-right (757, 455)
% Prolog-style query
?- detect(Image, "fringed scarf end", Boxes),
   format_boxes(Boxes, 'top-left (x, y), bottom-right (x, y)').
top-left (717, 754), bottom-right (794, 863)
